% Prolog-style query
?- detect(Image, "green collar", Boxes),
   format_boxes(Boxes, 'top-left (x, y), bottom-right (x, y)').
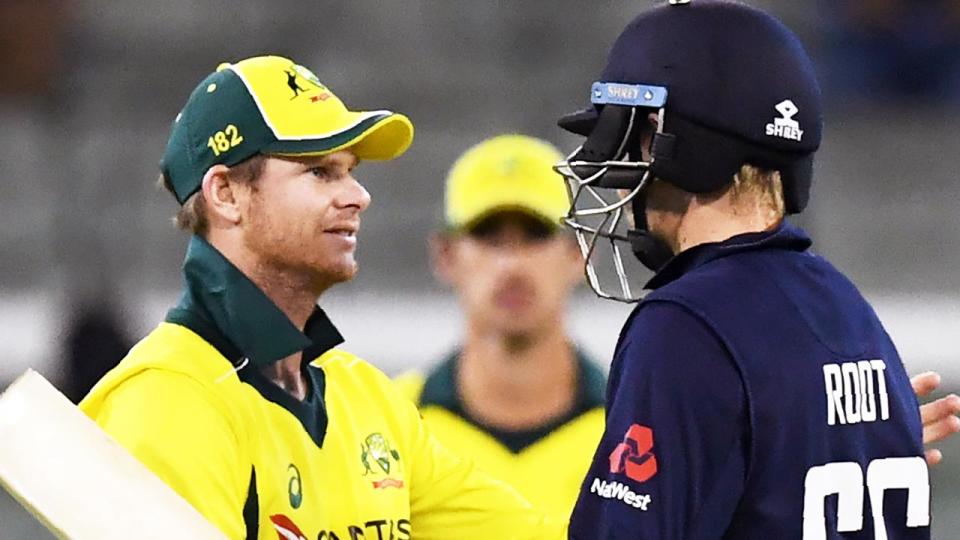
top-left (165, 235), bottom-right (344, 368)
top-left (418, 348), bottom-right (606, 453)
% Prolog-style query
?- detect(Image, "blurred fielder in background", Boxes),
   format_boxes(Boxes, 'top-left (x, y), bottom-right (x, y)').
top-left (554, 1), bottom-right (958, 538)
top-left (78, 55), bottom-right (564, 539)
top-left (395, 135), bottom-right (604, 518)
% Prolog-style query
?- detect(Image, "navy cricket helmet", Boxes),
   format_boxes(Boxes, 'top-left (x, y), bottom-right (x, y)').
top-left (554, 0), bottom-right (823, 301)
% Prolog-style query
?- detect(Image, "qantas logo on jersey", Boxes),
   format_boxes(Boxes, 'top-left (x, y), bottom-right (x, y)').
top-left (270, 514), bottom-right (307, 540)
top-left (272, 513), bottom-right (413, 540)
top-left (317, 519), bottom-right (412, 540)
top-left (609, 424), bottom-right (658, 482)
top-left (589, 478), bottom-right (653, 510)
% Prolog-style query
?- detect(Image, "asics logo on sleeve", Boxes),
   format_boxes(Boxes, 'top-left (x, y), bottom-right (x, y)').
top-left (287, 464), bottom-right (303, 509)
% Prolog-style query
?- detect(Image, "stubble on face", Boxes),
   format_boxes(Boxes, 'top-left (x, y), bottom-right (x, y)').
top-left (240, 156), bottom-right (362, 297)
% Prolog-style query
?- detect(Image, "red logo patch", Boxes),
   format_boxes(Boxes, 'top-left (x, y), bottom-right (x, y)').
top-left (372, 478), bottom-right (405, 490)
top-left (609, 424), bottom-right (658, 483)
top-left (270, 514), bottom-right (307, 540)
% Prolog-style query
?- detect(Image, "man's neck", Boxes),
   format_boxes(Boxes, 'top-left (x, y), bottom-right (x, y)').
top-left (457, 320), bottom-right (578, 432)
top-left (209, 234), bottom-right (317, 401)
top-left (676, 197), bottom-right (780, 253)
top-left (250, 267), bottom-right (318, 401)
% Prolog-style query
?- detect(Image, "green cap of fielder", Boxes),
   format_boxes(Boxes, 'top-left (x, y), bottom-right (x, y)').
top-left (445, 135), bottom-right (569, 231)
top-left (161, 55), bottom-right (414, 204)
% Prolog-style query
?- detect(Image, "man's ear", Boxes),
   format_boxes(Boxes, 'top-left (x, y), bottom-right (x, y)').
top-left (647, 111), bottom-right (660, 129)
top-left (200, 165), bottom-right (243, 225)
top-left (429, 232), bottom-right (459, 287)
top-left (639, 111), bottom-right (661, 160)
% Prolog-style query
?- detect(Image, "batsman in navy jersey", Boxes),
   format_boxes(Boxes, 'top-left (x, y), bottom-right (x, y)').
top-left (554, 1), bottom-right (934, 538)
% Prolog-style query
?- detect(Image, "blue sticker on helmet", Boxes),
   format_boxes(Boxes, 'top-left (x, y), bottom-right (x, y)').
top-left (591, 82), bottom-right (668, 108)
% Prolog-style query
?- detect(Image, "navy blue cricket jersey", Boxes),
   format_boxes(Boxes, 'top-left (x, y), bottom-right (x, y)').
top-left (568, 222), bottom-right (928, 539)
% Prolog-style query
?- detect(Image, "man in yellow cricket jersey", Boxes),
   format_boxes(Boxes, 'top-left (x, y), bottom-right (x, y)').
top-left (80, 56), bottom-right (565, 540)
top-left (394, 135), bottom-right (603, 519)
top-left (394, 134), bottom-right (960, 522)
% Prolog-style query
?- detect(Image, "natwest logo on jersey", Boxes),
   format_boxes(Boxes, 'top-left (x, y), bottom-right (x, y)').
top-left (609, 423), bottom-right (658, 483)
top-left (591, 423), bottom-right (658, 511)
top-left (590, 478), bottom-right (652, 511)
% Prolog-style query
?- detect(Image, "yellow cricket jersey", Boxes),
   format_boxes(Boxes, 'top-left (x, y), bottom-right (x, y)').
top-left (80, 235), bottom-right (565, 540)
top-left (393, 352), bottom-right (606, 520)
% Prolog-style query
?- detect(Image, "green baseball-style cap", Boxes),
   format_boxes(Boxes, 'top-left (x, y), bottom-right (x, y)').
top-left (160, 55), bottom-right (415, 204)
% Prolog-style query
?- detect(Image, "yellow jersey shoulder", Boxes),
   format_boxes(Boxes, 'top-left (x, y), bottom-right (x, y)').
top-left (80, 322), bottom-right (243, 422)
top-left (312, 348), bottom-right (409, 399)
top-left (392, 370), bottom-right (426, 403)
top-left (416, 401), bottom-right (604, 518)
top-left (392, 358), bottom-right (606, 519)
top-left (310, 349), bottom-right (421, 447)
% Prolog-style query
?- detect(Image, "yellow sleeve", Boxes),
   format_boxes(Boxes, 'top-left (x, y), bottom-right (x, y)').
top-left (87, 370), bottom-right (249, 539)
top-left (402, 398), bottom-right (568, 539)
top-left (391, 371), bottom-right (425, 403)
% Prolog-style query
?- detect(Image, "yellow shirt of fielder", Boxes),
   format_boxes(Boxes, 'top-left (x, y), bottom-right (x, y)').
top-left (394, 352), bottom-right (606, 520)
top-left (80, 235), bottom-right (565, 540)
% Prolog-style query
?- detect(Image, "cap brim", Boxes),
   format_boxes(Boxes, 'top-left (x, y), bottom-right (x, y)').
top-left (263, 110), bottom-right (414, 161)
top-left (458, 205), bottom-right (564, 232)
top-left (558, 106), bottom-right (600, 136)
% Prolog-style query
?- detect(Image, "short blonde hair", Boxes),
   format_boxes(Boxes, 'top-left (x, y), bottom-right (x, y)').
top-left (157, 155), bottom-right (266, 236)
top-left (728, 164), bottom-right (785, 221)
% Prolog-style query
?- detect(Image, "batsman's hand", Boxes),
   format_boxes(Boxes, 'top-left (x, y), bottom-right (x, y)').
top-left (913, 371), bottom-right (960, 466)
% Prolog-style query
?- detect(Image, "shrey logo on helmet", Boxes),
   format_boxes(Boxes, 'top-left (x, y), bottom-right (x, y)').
top-left (766, 99), bottom-right (804, 142)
